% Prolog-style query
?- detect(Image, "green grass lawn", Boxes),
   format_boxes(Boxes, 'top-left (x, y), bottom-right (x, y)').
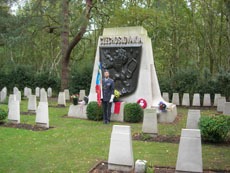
top-left (0, 99), bottom-right (230, 173)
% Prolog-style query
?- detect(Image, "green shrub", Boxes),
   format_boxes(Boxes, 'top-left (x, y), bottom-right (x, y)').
top-left (86, 101), bottom-right (103, 121)
top-left (0, 108), bottom-right (7, 121)
top-left (199, 116), bottom-right (230, 143)
top-left (124, 103), bottom-right (143, 123)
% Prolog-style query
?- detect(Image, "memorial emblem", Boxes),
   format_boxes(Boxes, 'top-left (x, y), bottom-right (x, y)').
top-left (99, 36), bottom-right (142, 97)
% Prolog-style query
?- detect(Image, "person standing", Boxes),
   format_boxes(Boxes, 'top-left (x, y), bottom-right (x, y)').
top-left (101, 70), bottom-right (114, 124)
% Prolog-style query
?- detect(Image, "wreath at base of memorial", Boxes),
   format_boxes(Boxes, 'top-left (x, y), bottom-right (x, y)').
top-left (137, 98), bottom-right (147, 109)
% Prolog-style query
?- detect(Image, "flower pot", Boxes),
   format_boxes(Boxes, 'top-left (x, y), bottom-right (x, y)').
top-left (73, 98), bottom-right (78, 105)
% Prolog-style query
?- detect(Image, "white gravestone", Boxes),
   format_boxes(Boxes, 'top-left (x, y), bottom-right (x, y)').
top-left (64, 89), bottom-right (70, 101)
top-left (68, 104), bottom-right (87, 119)
top-left (176, 129), bottom-right (203, 173)
top-left (142, 109), bottom-right (158, 136)
top-left (8, 94), bottom-right (16, 109)
top-left (36, 102), bottom-right (49, 128)
top-left (28, 95), bottom-right (37, 112)
top-left (162, 92), bottom-right (169, 102)
top-left (79, 90), bottom-right (86, 101)
top-left (40, 89), bottom-right (48, 102)
top-left (172, 93), bottom-right (180, 105)
top-left (58, 92), bottom-right (66, 106)
top-left (24, 87), bottom-right (28, 97)
top-left (13, 87), bottom-right (19, 94)
top-left (26, 88), bottom-right (32, 98)
top-left (223, 102), bottom-right (230, 115)
top-left (8, 100), bottom-right (20, 124)
top-left (47, 87), bottom-right (52, 97)
top-left (182, 93), bottom-right (190, 106)
top-left (192, 93), bottom-right (200, 106)
top-left (0, 90), bottom-right (7, 103)
top-left (217, 97), bottom-right (226, 112)
top-left (35, 87), bottom-right (40, 97)
top-left (108, 125), bottom-right (134, 172)
top-left (203, 94), bottom-right (211, 106)
top-left (88, 26), bottom-right (177, 121)
top-left (214, 94), bottom-right (221, 106)
top-left (186, 110), bottom-right (201, 129)
top-left (16, 91), bottom-right (21, 102)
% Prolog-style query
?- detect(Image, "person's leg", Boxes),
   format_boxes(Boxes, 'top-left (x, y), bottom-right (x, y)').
top-left (107, 102), bottom-right (112, 123)
top-left (102, 101), bottom-right (108, 123)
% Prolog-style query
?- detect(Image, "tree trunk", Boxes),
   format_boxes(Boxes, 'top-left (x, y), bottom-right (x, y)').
top-left (60, 0), bottom-right (93, 90)
top-left (61, 0), bottom-right (69, 90)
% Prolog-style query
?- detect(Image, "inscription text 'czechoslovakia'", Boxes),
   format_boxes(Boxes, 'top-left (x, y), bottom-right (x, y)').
top-left (100, 36), bottom-right (142, 46)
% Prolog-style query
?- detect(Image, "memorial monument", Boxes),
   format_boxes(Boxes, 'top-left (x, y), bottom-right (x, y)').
top-left (88, 26), bottom-right (177, 121)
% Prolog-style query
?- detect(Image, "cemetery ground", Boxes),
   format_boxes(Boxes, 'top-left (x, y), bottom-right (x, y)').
top-left (0, 100), bottom-right (230, 172)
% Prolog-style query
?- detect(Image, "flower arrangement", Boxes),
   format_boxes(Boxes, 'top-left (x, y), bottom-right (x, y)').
top-left (71, 94), bottom-right (79, 105)
top-left (159, 101), bottom-right (167, 112)
top-left (114, 90), bottom-right (120, 99)
top-left (114, 90), bottom-right (120, 102)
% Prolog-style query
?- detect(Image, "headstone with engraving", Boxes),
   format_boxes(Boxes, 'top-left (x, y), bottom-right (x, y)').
top-left (182, 93), bottom-right (190, 106)
top-left (47, 87), bottom-right (52, 97)
top-left (223, 102), bottom-right (230, 115)
top-left (35, 87), bottom-right (40, 97)
top-left (79, 90), bottom-right (86, 101)
top-left (162, 92), bottom-right (169, 102)
top-left (64, 89), bottom-right (70, 101)
top-left (172, 93), bottom-right (180, 105)
top-left (58, 92), bottom-right (66, 106)
top-left (36, 102), bottom-right (49, 128)
top-left (142, 109), bottom-right (158, 136)
top-left (176, 129), bottom-right (203, 173)
top-left (8, 94), bottom-right (16, 109)
top-left (217, 97), bottom-right (226, 112)
top-left (203, 94), bottom-right (211, 106)
top-left (108, 125), bottom-right (134, 172)
top-left (214, 94), bottom-right (221, 106)
top-left (28, 95), bottom-right (37, 113)
top-left (8, 100), bottom-right (20, 124)
top-left (40, 88), bottom-right (48, 102)
top-left (186, 110), bottom-right (201, 129)
top-left (13, 87), bottom-right (19, 94)
top-left (16, 91), bottom-right (21, 102)
top-left (192, 93), bottom-right (200, 106)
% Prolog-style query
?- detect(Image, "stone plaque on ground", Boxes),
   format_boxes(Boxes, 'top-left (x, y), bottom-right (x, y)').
top-left (28, 95), bottom-right (37, 112)
top-left (108, 125), bottom-right (134, 172)
top-left (8, 100), bottom-right (20, 124)
top-left (162, 92), bottom-right (169, 102)
top-left (64, 89), bottom-right (70, 100)
top-left (223, 102), bottom-right (230, 115)
top-left (186, 110), bottom-right (201, 129)
top-left (142, 109), bottom-right (157, 136)
top-left (217, 97), bottom-right (226, 112)
top-left (172, 93), bottom-right (180, 105)
top-left (192, 93), bottom-right (200, 106)
top-left (214, 94), bottom-right (221, 106)
top-left (182, 93), bottom-right (190, 106)
top-left (36, 102), bottom-right (49, 128)
top-left (58, 92), bottom-right (66, 106)
top-left (176, 129), bottom-right (203, 173)
top-left (203, 94), bottom-right (211, 106)
top-left (79, 90), bottom-right (86, 101)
